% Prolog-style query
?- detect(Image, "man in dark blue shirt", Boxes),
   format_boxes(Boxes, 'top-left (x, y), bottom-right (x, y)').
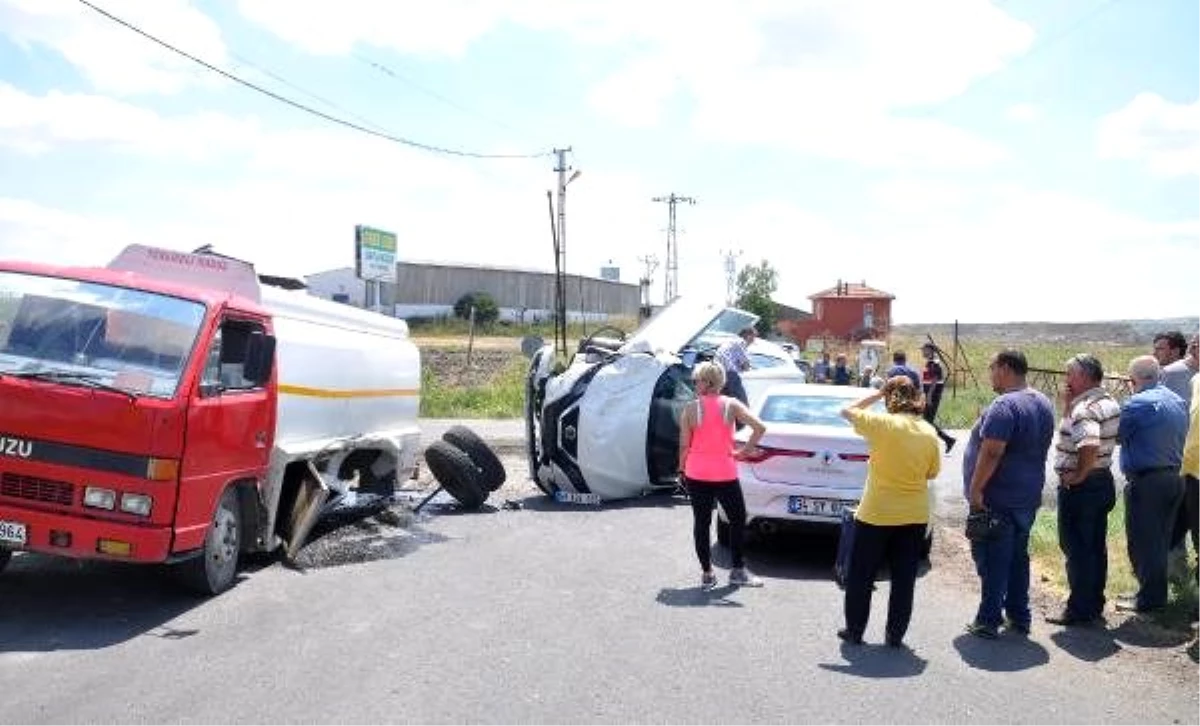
top-left (1116, 355), bottom-right (1189, 613)
top-left (962, 349), bottom-right (1055, 638)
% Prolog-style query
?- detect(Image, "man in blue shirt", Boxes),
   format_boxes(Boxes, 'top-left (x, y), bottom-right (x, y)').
top-left (1117, 355), bottom-right (1189, 613)
top-left (962, 349), bottom-right (1056, 638)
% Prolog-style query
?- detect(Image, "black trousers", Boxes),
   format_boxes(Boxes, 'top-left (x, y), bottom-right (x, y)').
top-left (842, 519), bottom-right (926, 642)
top-left (686, 479), bottom-right (747, 570)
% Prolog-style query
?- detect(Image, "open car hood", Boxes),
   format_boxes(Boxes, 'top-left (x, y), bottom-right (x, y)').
top-left (619, 297), bottom-right (759, 357)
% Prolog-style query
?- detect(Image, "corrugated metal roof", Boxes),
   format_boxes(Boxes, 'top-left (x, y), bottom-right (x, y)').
top-left (809, 281), bottom-right (895, 300)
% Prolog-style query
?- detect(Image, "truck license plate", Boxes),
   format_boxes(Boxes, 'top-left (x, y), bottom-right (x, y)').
top-left (0, 519), bottom-right (26, 545)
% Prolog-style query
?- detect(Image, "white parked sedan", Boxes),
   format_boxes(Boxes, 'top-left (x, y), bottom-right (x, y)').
top-left (720, 382), bottom-right (933, 557)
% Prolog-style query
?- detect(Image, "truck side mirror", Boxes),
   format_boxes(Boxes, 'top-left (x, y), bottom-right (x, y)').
top-left (244, 332), bottom-right (277, 385)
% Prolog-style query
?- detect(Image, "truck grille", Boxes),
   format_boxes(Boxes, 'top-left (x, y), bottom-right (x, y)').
top-left (1, 472), bottom-right (75, 506)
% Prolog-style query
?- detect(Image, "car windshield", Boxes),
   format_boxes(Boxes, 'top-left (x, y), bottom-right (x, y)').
top-left (759, 394), bottom-right (886, 428)
top-left (0, 270), bottom-right (205, 398)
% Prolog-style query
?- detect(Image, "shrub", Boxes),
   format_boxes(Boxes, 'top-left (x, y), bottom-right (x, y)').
top-left (453, 292), bottom-right (499, 325)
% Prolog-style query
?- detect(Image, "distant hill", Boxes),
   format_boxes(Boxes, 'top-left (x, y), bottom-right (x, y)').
top-left (893, 317), bottom-right (1199, 346)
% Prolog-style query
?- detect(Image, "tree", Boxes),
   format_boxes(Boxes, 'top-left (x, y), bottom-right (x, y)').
top-left (735, 260), bottom-right (779, 335)
top-left (453, 291), bottom-right (499, 325)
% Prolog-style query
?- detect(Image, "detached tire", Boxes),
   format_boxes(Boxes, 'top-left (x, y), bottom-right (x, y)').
top-left (425, 440), bottom-right (488, 510)
top-left (442, 425), bottom-right (506, 491)
top-left (176, 487), bottom-right (241, 596)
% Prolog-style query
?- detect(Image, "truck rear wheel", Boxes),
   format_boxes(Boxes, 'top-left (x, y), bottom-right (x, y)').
top-left (176, 487), bottom-right (241, 596)
top-left (442, 425), bottom-right (506, 491)
top-left (424, 440), bottom-right (487, 510)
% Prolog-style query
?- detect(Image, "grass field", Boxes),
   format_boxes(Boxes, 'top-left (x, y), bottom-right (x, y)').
top-left (886, 333), bottom-right (1146, 428)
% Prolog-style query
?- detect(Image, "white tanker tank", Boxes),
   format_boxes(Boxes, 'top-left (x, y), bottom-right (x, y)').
top-left (108, 245), bottom-right (423, 559)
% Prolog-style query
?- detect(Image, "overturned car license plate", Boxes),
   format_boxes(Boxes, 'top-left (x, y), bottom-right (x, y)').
top-left (787, 496), bottom-right (853, 518)
top-left (0, 519), bottom-right (27, 545)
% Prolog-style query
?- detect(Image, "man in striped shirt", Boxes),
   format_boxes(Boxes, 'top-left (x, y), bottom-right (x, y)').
top-left (1047, 353), bottom-right (1121, 626)
top-left (715, 326), bottom-right (756, 406)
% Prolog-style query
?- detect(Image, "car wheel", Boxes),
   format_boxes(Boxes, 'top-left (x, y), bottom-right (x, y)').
top-left (424, 440), bottom-right (488, 510)
top-left (442, 425), bottom-right (506, 491)
top-left (175, 486), bottom-right (241, 596)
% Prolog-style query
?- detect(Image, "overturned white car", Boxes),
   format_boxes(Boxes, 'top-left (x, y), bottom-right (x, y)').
top-left (524, 299), bottom-right (804, 501)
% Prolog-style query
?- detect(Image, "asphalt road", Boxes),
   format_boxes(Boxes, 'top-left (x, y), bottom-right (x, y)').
top-left (0, 421), bottom-right (1195, 724)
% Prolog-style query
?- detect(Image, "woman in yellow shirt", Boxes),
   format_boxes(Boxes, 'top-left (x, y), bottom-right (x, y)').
top-left (838, 375), bottom-right (941, 647)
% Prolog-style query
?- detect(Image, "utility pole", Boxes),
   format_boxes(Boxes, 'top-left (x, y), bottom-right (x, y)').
top-left (637, 254), bottom-right (659, 318)
top-left (554, 148), bottom-right (583, 329)
top-left (652, 193), bottom-right (695, 304)
top-left (720, 247), bottom-right (742, 306)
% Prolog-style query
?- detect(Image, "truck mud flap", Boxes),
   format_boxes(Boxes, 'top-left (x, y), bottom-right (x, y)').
top-left (283, 464), bottom-right (330, 561)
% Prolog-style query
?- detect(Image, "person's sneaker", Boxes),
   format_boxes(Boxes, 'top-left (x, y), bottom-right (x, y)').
top-left (729, 568), bottom-right (764, 587)
top-left (700, 571), bottom-right (718, 590)
top-left (1003, 617), bottom-right (1031, 636)
top-left (1114, 595), bottom-right (1162, 614)
top-left (965, 621), bottom-right (998, 639)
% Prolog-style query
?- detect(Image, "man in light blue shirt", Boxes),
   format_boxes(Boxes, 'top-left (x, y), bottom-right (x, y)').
top-left (1117, 355), bottom-right (1189, 613)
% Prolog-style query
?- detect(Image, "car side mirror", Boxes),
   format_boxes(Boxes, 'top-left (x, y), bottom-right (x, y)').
top-left (243, 332), bottom-right (277, 385)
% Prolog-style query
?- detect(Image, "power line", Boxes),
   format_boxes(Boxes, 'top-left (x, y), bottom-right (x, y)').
top-left (75, 0), bottom-right (552, 160)
top-left (967, 0), bottom-right (1125, 97)
top-left (354, 53), bottom-right (530, 139)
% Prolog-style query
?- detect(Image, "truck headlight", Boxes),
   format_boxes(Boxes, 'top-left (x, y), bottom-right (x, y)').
top-left (119, 493), bottom-right (153, 517)
top-left (83, 487), bottom-right (116, 510)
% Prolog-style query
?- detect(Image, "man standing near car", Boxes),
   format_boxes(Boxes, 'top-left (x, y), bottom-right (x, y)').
top-left (963, 349), bottom-right (1056, 639)
top-left (1047, 354), bottom-right (1121, 627)
top-left (1116, 355), bottom-right (1188, 614)
top-left (716, 326), bottom-right (755, 407)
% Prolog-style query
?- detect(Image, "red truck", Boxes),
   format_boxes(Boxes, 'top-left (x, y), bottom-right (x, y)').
top-left (0, 245), bottom-right (422, 594)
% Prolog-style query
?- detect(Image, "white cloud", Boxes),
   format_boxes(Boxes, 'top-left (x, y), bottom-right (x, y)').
top-left (0, 83), bottom-right (260, 159)
top-left (1005, 103), bottom-right (1041, 123)
top-left (231, 0), bottom-right (1031, 168)
top-left (0, 0), bottom-right (228, 95)
top-left (1096, 92), bottom-right (1200, 177)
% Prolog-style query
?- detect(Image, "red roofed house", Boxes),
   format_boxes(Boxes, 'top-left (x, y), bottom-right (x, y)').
top-left (777, 279), bottom-right (895, 347)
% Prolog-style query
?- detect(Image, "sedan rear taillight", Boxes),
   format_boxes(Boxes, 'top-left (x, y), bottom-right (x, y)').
top-left (738, 446), bottom-right (815, 463)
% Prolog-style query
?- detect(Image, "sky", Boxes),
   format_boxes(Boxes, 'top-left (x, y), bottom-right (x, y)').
top-left (0, 0), bottom-right (1196, 325)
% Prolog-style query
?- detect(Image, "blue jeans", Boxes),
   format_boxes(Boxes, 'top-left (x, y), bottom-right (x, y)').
top-left (1057, 469), bottom-right (1117, 619)
top-left (970, 505), bottom-right (1038, 629)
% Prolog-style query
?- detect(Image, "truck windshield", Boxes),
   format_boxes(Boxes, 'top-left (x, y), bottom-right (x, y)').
top-left (0, 271), bottom-right (205, 398)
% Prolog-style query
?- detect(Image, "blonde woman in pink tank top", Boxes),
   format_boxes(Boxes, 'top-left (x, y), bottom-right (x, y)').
top-left (679, 361), bottom-right (767, 589)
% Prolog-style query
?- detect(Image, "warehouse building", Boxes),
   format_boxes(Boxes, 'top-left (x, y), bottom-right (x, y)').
top-left (305, 260), bottom-right (641, 324)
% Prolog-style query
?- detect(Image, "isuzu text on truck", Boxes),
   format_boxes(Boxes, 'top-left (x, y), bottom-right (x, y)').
top-left (0, 245), bottom-right (421, 594)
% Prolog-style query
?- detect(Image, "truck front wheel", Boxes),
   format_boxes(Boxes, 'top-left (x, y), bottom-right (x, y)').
top-left (176, 487), bottom-right (242, 596)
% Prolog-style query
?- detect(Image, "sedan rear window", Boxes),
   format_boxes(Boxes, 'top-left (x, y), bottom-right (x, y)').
top-left (759, 395), bottom-right (885, 427)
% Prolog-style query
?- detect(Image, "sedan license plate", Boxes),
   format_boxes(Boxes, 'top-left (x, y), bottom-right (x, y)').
top-left (0, 519), bottom-right (26, 545)
top-left (788, 496), bottom-right (849, 517)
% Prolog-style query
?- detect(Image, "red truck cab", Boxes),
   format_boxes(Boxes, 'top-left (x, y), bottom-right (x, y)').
top-left (0, 249), bottom-right (278, 593)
